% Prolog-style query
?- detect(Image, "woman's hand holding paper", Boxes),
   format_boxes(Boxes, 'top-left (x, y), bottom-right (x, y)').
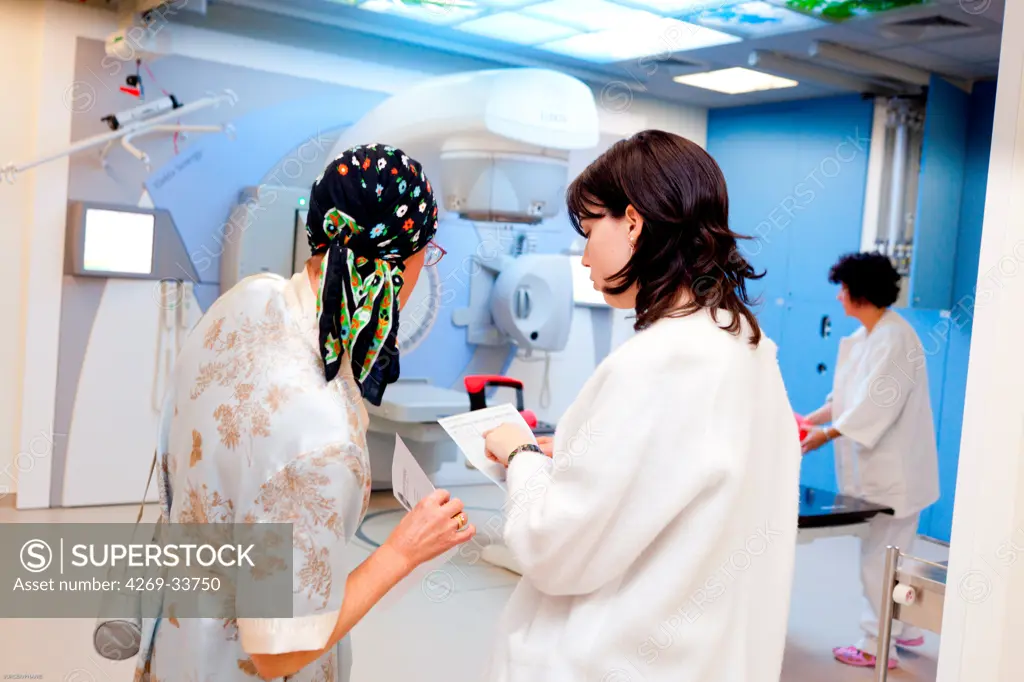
top-left (483, 423), bottom-right (536, 467)
top-left (383, 489), bottom-right (476, 573)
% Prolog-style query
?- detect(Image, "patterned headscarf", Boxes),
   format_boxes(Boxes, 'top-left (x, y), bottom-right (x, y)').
top-left (306, 143), bottom-right (439, 405)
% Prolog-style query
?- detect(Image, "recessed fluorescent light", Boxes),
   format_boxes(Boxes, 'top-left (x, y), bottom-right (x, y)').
top-left (673, 67), bottom-right (799, 93)
top-left (358, 0), bottom-right (482, 25)
top-left (456, 11), bottom-right (579, 44)
top-left (522, 0), bottom-right (660, 32)
top-left (539, 17), bottom-right (741, 63)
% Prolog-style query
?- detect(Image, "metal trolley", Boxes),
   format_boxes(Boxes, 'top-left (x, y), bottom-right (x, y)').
top-left (875, 546), bottom-right (948, 681)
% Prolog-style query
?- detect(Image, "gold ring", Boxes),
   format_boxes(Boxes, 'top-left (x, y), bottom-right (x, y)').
top-left (455, 512), bottom-right (467, 531)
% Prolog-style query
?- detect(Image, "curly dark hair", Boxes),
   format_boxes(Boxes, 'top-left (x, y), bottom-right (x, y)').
top-left (566, 129), bottom-right (765, 346)
top-left (828, 251), bottom-right (901, 308)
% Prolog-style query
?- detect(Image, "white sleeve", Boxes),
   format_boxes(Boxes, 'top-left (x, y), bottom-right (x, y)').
top-left (237, 445), bottom-right (363, 655)
top-left (832, 330), bottom-right (918, 450)
top-left (503, 350), bottom-right (728, 597)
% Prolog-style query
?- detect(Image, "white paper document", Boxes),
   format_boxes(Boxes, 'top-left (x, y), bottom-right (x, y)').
top-left (437, 403), bottom-right (537, 490)
top-left (391, 434), bottom-right (436, 511)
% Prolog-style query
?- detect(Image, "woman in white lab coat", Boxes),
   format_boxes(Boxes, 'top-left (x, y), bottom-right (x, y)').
top-left (801, 251), bottom-right (940, 670)
top-left (481, 130), bottom-right (803, 682)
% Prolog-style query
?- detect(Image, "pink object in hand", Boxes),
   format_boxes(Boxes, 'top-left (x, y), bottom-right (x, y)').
top-left (794, 412), bottom-right (812, 441)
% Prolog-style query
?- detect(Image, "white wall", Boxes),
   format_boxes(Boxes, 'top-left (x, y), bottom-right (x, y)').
top-left (0, 0), bottom-right (47, 504)
top-left (937, 1), bottom-right (1024, 679)
top-left (1, 0), bottom-right (709, 507)
top-left (0, 0), bottom-right (458, 508)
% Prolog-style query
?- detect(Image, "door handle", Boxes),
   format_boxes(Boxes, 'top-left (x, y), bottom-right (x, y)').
top-left (820, 315), bottom-right (831, 338)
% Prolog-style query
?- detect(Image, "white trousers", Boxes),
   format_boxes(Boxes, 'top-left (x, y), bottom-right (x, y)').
top-left (856, 512), bottom-right (924, 661)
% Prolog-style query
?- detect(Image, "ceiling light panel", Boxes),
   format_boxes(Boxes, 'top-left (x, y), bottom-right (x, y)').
top-left (539, 16), bottom-right (741, 63)
top-left (455, 11), bottom-right (579, 44)
top-left (358, 0), bottom-right (483, 25)
top-left (521, 0), bottom-right (660, 32)
top-left (615, 0), bottom-right (736, 15)
top-left (673, 66), bottom-right (798, 93)
top-left (765, 0), bottom-right (928, 21)
top-left (471, 0), bottom-right (540, 5)
top-left (680, 0), bottom-right (826, 37)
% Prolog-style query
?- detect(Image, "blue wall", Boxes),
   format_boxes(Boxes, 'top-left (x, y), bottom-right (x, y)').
top-left (910, 76), bottom-right (971, 310)
top-left (708, 84), bottom-right (997, 542)
top-left (925, 80), bottom-right (998, 542)
top-left (709, 95), bottom-right (874, 491)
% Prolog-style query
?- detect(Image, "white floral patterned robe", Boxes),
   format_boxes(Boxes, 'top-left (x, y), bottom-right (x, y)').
top-left (134, 270), bottom-right (373, 682)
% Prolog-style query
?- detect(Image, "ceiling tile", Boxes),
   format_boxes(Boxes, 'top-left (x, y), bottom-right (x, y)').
top-left (953, 0), bottom-right (1006, 24)
top-left (875, 45), bottom-right (965, 70)
top-left (807, 23), bottom-right (907, 49)
top-left (954, 61), bottom-right (1000, 79)
top-left (922, 34), bottom-right (1002, 62)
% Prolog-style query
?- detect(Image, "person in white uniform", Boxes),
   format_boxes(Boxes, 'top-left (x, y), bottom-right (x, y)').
top-left (481, 129), bottom-right (802, 682)
top-left (801, 251), bottom-right (940, 671)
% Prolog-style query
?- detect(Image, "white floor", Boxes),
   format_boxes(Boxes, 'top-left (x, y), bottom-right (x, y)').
top-left (0, 486), bottom-right (947, 682)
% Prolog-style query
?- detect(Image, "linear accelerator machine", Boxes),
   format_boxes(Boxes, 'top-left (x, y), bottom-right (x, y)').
top-left (221, 68), bottom-right (602, 489)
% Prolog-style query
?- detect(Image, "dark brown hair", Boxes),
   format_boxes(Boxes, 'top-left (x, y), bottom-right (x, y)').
top-left (566, 129), bottom-right (764, 346)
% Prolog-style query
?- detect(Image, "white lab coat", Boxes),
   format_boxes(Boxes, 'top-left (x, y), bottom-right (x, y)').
top-left (829, 309), bottom-right (940, 659)
top-left (831, 309), bottom-right (940, 519)
top-left (484, 310), bottom-right (802, 682)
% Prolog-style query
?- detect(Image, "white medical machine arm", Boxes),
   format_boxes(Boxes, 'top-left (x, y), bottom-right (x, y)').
top-left (117, 124), bottom-right (232, 172)
top-left (1, 90), bottom-right (238, 184)
top-left (331, 68), bottom-right (600, 158)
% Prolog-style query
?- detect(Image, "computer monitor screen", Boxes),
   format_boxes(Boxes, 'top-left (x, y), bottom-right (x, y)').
top-left (82, 208), bottom-right (155, 275)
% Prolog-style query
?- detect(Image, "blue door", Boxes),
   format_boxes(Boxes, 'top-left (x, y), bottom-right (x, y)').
top-left (779, 300), bottom-right (860, 491)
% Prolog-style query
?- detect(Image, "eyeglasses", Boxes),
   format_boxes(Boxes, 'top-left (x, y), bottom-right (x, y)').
top-left (424, 240), bottom-right (446, 267)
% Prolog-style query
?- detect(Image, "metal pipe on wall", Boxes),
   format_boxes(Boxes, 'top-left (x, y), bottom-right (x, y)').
top-left (887, 104), bottom-right (909, 257)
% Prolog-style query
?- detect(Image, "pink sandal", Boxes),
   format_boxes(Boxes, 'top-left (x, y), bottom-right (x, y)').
top-left (897, 636), bottom-right (925, 648)
top-left (833, 646), bottom-right (898, 670)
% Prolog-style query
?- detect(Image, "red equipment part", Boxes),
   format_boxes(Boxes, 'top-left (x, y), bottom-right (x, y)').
top-left (463, 374), bottom-right (539, 428)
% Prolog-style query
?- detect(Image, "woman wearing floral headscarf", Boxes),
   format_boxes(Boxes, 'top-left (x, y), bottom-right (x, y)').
top-left (135, 144), bottom-right (474, 682)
